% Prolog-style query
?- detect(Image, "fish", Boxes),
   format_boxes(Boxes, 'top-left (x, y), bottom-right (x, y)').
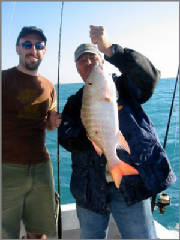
top-left (81, 64), bottom-right (139, 188)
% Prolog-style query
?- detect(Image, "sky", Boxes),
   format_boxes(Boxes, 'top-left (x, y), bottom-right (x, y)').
top-left (2, 1), bottom-right (179, 84)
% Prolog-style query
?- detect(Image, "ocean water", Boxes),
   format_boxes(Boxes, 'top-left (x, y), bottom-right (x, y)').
top-left (46, 78), bottom-right (179, 231)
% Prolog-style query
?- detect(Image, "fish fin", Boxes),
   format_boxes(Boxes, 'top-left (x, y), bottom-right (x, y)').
top-left (89, 139), bottom-right (103, 156)
top-left (105, 97), bottom-right (111, 102)
top-left (109, 162), bottom-right (139, 188)
top-left (109, 165), bottom-right (123, 188)
top-left (118, 131), bottom-right (131, 154)
top-left (118, 105), bottom-right (123, 111)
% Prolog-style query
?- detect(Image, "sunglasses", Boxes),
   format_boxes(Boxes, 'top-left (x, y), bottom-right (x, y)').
top-left (21, 41), bottom-right (45, 50)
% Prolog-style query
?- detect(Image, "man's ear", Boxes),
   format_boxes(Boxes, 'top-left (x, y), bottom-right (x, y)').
top-left (40, 47), bottom-right (46, 58)
top-left (16, 45), bottom-right (20, 55)
top-left (76, 62), bottom-right (80, 74)
top-left (43, 47), bottom-right (46, 55)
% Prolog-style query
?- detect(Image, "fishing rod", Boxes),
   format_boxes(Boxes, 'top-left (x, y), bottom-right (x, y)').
top-left (151, 67), bottom-right (179, 213)
top-left (57, 1), bottom-right (64, 238)
top-left (163, 67), bottom-right (179, 149)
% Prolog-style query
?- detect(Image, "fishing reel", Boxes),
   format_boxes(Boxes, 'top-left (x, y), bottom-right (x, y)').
top-left (153, 193), bottom-right (171, 214)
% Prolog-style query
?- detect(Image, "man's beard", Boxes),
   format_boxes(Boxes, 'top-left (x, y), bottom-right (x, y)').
top-left (21, 54), bottom-right (42, 71)
top-left (24, 59), bottom-right (41, 70)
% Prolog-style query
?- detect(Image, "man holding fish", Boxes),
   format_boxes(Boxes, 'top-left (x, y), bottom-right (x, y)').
top-left (59, 25), bottom-right (176, 239)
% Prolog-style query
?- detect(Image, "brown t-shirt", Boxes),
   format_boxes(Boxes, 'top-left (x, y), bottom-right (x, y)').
top-left (2, 67), bottom-right (56, 164)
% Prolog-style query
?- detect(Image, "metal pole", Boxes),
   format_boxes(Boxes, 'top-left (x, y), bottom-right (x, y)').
top-left (57, 2), bottom-right (64, 238)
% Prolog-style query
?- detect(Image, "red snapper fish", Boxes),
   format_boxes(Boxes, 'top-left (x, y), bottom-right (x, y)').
top-left (81, 64), bottom-right (139, 188)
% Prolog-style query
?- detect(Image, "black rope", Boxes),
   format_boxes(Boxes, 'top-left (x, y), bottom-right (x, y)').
top-left (57, 1), bottom-right (64, 238)
top-left (151, 67), bottom-right (179, 213)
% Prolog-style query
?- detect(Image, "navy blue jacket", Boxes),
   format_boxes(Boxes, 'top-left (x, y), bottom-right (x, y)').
top-left (59, 44), bottom-right (176, 214)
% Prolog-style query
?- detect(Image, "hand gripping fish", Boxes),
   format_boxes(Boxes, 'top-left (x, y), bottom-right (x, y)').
top-left (81, 64), bottom-right (139, 188)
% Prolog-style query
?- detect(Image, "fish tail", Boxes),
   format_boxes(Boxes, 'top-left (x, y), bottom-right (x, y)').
top-left (109, 161), bottom-right (139, 188)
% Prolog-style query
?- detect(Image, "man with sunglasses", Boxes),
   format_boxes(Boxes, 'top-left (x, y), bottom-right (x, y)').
top-left (2, 26), bottom-right (61, 239)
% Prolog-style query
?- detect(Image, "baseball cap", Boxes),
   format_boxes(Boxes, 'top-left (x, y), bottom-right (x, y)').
top-left (74, 43), bottom-right (101, 61)
top-left (16, 26), bottom-right (47, 45)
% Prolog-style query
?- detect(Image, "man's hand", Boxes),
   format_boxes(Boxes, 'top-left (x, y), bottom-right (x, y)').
top-left (89, 25), bottom-right (113, 57)
top-left (46, 110), bottom-right (61, 130)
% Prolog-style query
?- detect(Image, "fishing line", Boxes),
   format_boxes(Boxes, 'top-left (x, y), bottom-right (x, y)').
top-left (6, 2), bottom-right (16, 44)
top-left (57, 1), bottom-right (64, 238)
top-left (163, 67), bottom-right (179, 149)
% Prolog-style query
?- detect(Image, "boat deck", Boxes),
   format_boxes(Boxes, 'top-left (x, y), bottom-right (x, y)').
top-left (62, 219), bottom-right (120, 239)
top-left (20, 203), bottom-right (178, 239)
top-left (61, 203), bottom-right (120, 239)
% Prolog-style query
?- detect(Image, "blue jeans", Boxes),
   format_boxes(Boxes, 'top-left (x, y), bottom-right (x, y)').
top-left (76, 183), bottom-right (157, 239)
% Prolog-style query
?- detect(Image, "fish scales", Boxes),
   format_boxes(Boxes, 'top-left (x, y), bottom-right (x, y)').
top-left (81, 64), bottom-right (139, 188)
